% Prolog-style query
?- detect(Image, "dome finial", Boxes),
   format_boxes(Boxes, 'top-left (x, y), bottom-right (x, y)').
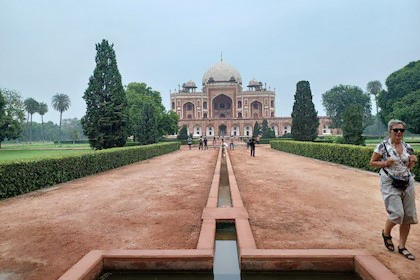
top-left (221, 51), bottom-right (223, 62)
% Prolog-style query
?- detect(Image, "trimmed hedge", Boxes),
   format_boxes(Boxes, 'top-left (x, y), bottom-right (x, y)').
top-left (0, 142), bottom-right (180, 199)
top-left (271, 140), bottom-right (420, 182)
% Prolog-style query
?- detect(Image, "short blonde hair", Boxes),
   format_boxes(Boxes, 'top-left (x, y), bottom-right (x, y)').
top-left (388, 119), bottom-right (406, 131)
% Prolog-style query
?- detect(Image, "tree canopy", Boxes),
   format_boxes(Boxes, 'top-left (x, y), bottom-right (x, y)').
top-left (125, 82), bottom-right (178, 143)
top-left (253, 121), bottom-right (261, 137)
top-left (377, 60), bottom-right (420, 133)
top-left (342, 104), bottom-right (365, 145)
top-left (0, 89), bottom-right (26, 147)
top-left (291, 81), bottom-right (319, 141)
top-left (177, 125), bottom-right (188, 140)
top-left (82, 39), bottom-right (129, 149)
top-left (322, 85), bottom-right (372, 128)
top-left (261, 119), bottom-right (275, 139)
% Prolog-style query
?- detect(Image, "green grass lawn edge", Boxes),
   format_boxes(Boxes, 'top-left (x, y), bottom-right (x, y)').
top-left (270, 140), bottom-right (420, 182)
top-left (0, 142), bottom-right (180, 199)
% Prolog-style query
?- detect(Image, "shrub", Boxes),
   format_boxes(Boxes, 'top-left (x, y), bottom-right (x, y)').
top-left (271, 140), bottom-right (420, 181)
top-left (0, 142), bottom-right (179, 199)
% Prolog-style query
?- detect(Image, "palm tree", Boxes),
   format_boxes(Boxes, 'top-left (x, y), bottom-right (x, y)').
top-left (52, 93), bottom-right (71, 144)
top-left (367, 81), bottom-right (383, 136)
top-left (24, 98), bottom-right (39, 144)
top-left (37, 102), bottom-right (48, 142)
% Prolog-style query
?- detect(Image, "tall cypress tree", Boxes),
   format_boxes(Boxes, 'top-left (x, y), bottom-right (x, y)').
top-left (291, 81), bottom-right (319, 141)
top-left (81, 39), bottom-right (128, 149)
top-left (343, 104), bottom-right (365, 145)
top-left (136, 101), bottom-right (159, 145)
top-left (253, 121), bottom-right (261, 137)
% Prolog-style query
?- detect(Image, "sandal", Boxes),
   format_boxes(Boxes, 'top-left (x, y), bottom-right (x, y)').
top-left (382, 230), bottom-right (394, 251)
top-left (398, 246), bottom-right (416, 260)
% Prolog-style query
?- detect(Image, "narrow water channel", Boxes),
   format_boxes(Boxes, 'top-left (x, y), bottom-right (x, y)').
top-left (217, 155), bottom-right (232, 207)
top-left (213, 222), bottom-right (240, 280)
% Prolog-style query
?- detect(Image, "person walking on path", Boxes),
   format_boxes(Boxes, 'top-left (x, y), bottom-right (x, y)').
top-left (187, 136), bottom-right (192, 150)
top-left (249, 136), bottom-right (256, 157)
top-left (204, 136), bottom-right (208, 150)
top-left (198, 136), bottom-right (203, 150)
top-left (213, 137), bottom-right (217, 149)
top-left (370, 119), bottom-right (418, 261)
top-left (230, 135), bottom-right (234, 150)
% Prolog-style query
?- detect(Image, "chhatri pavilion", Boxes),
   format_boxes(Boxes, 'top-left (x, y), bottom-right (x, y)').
top-left (170, 59), bottom-right (337, 138)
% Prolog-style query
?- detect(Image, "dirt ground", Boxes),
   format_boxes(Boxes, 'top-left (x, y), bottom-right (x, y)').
top-left (0, 146), bottom-right (218, 280)
top-left (1, 143), bottom-right (419, 280)
top-left (229, 144), bottom-right (420, 280)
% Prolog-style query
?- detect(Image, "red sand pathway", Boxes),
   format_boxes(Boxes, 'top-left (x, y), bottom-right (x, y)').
top-left (1, 144), bottom-right (419, 280)
top-left (229, 144), bottom-right (420, 280)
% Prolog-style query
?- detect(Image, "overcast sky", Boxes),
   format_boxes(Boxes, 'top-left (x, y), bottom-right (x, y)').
top-left (1, 0), bottom-right (419, 124)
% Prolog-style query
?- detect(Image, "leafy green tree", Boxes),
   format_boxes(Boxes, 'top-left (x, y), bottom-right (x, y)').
top-left (291, 81), bottom-right (319, 141)
top-left (24, 98), bottom-right (39, 143)
top-left (160, 111), bottom-right (179, 136)
top-left (61, 118), bottom-right (86, 141)
top-left (0, 89), bottom-right (26, 147)
top-left (52, 93), bottom-right (71, 144)
top-left (125, 82), bottom-right (177, 138)
top-left (322, 85), bottom-right (372, 128)
top-left (342, 104), bottom-right (365, 145)
top-left (253, 121), bottom-right (261, 137)
top-left (0, 92), bottom-right (5, 142)
top-left (261, 119), bottom-right (275, 139)
top-left (377, 60), bottom-right (420, 133)
top-left (136, 101), bottom-right (159, 145)
top-left (177, 125), bottom-right (188, 140)
top-left (70, 129), bottom-right (80, 143)
top-left (37, 102), bottom-right (48, 141)
top-left (390, 89), bottom-right (420, 134)
top-left (81, 39), bottom-right (128, 149)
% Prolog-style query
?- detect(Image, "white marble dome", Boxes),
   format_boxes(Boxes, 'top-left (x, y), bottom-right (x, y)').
top-left (202, 61), bottom-right (242, 85)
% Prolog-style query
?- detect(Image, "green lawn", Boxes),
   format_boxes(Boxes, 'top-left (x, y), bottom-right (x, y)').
top-left (1, 142), bottom-right (91, 150)
top-left (0, 149), bottom-right (95, 162)
top-left (0, 142), bottom-right (93, 163)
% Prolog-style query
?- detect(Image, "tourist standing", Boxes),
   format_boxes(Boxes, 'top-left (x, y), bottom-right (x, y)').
top-left (230, 135), bottom-right (234, 150)
top-left (213, 137), bottom-right (217, 149)
top-left (370, 119), bottom-right (418, 260)
top-left (199, 136), bottom-right (203, 150)
top-left (187, 136), bottom-right (192, 150)
top-left (204, 136), bottom-right (208, 150)
top-left (249, 136), bottom-right (256, 157)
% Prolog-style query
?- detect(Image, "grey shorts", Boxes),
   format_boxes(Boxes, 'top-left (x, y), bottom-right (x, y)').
top-left (380, 174), bottom-right (418, 224)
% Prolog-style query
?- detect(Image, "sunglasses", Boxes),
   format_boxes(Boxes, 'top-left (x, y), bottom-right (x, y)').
top-left (392, 128), bottom-right (405, 133)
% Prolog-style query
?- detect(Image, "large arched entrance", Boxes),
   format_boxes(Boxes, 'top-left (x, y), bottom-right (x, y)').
top-left (250, 101), bottom-right (262, 119)
top-left (218, 124), bottom-right (227, 136)
top-left (212, 94), bottom-right (232, 118)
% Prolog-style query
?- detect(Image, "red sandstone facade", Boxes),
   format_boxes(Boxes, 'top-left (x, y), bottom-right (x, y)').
top-left (170, 60), bottom-right (339, 137)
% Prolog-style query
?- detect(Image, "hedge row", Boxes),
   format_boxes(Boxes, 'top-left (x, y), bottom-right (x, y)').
top-left (270, 140), bottom-right (420, 182)
top-left (0, 142), bottom-right (180, 199)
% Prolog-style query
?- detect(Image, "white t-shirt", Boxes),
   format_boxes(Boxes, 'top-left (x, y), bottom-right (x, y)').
top-left (374, 138), bottom-right (414, 177)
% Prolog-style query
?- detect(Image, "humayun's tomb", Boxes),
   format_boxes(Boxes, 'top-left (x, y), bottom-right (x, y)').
top-left (170, 59), bottom-right (338, 137)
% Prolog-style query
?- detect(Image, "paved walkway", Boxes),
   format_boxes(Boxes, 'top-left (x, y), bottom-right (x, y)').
top-left (229, 144), bottom-right (420, 280)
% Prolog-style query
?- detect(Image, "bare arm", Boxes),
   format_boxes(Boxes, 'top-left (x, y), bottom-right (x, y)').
top-left (408, 155), bottom-right (418, 170)
top-left (370, 152), bottom-right (394, 168)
